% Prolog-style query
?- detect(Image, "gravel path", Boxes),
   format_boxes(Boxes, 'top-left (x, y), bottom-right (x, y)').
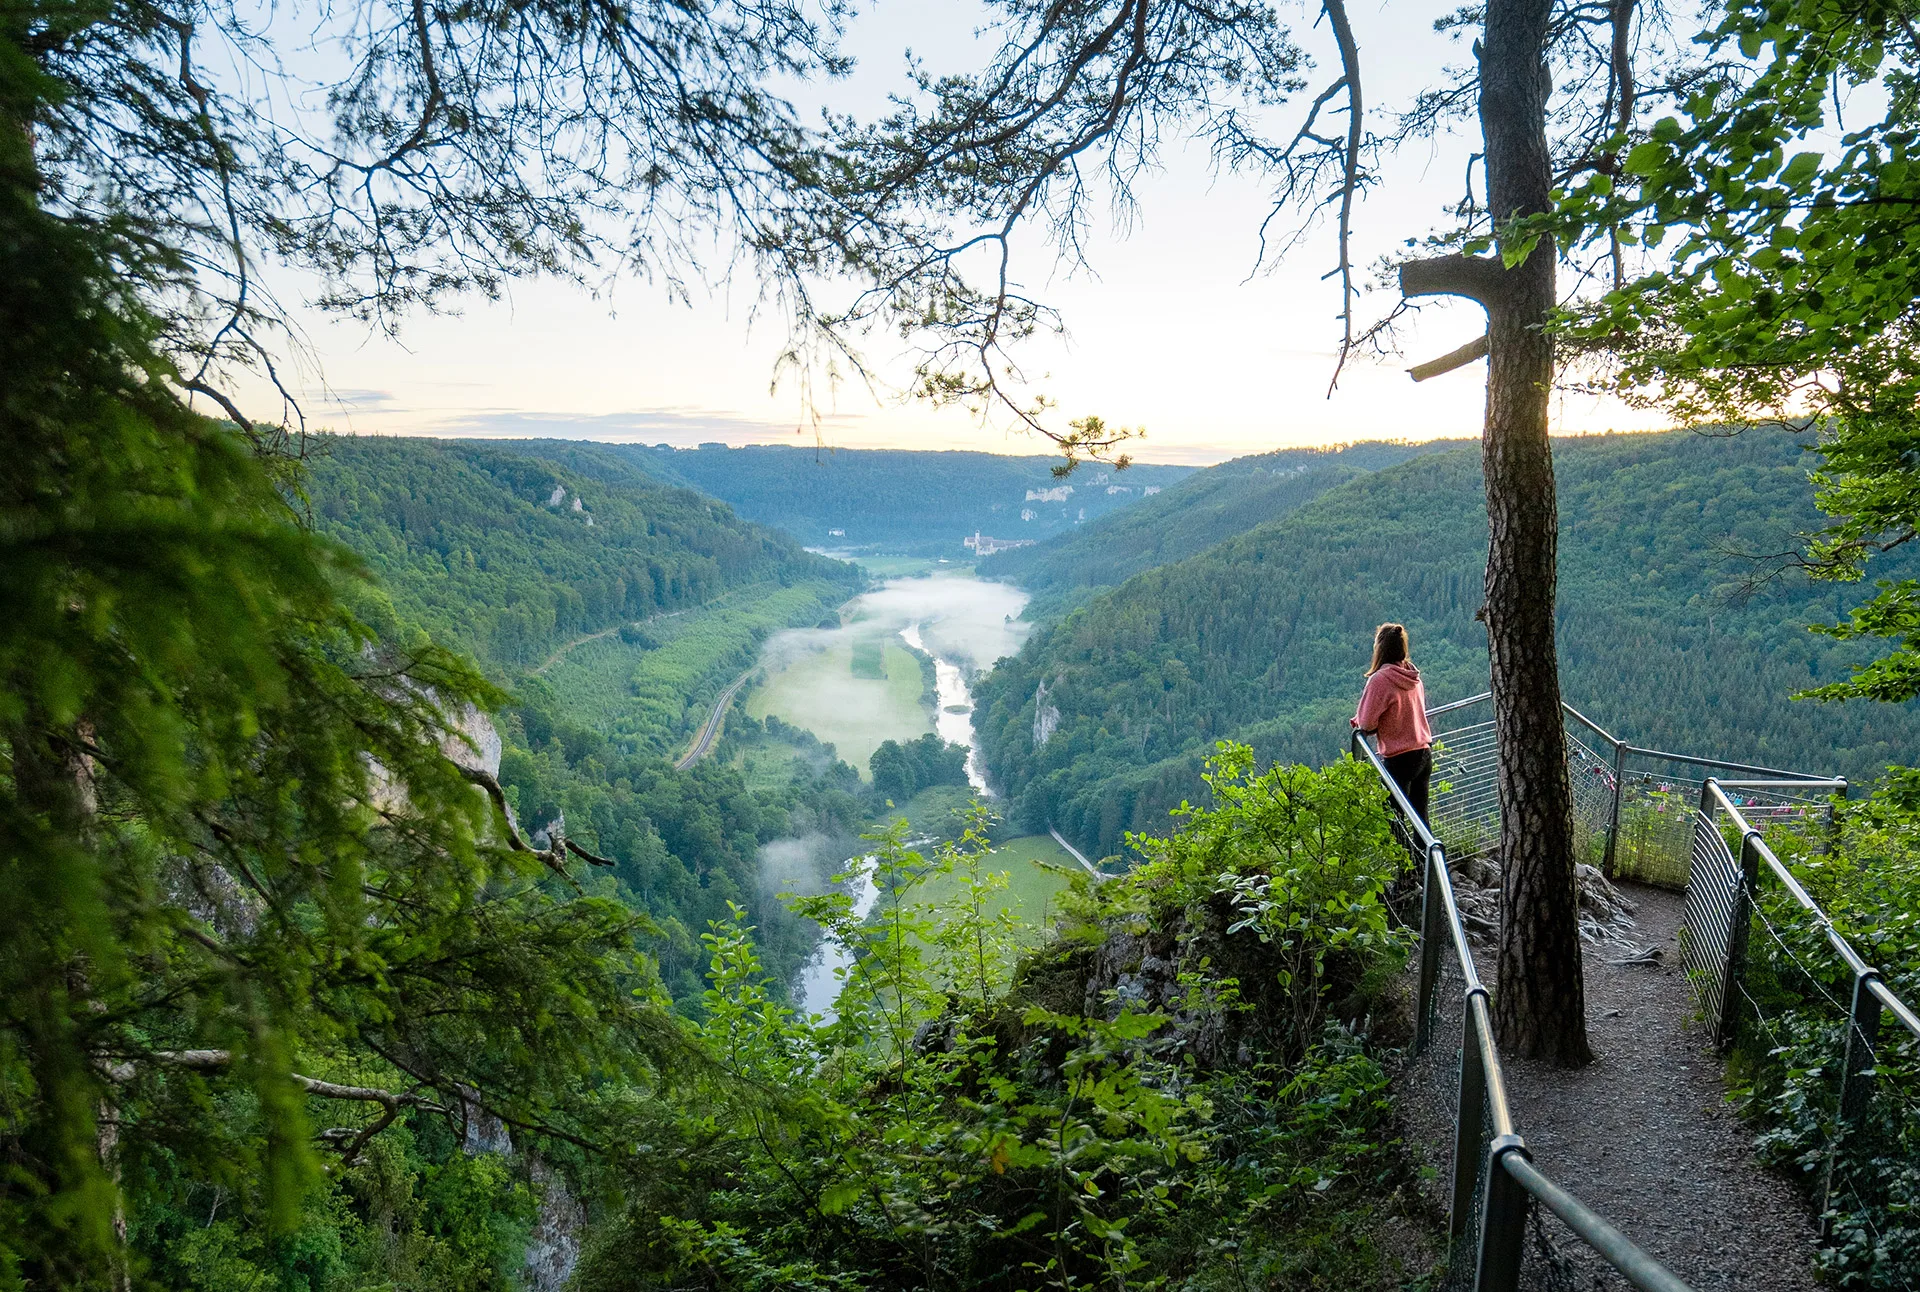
top-left (1396, 883), bottom-right (1822, 1291)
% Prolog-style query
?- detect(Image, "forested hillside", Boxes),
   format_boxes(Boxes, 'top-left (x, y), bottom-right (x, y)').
top-left (974, 429), bottom-right (1920, 859)
top-left (308, 436), bottom-right (859, 670)
top-left (306, 437), bottom-right (871, 1000)
top-left (509, 440), bottom-right (1195, 554)
top-left (979, 439), bottom-right (1466, 607)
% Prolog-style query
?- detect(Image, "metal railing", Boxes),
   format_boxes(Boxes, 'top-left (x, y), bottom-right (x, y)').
top-left (1352, 726), bottom-right (1694, 1292)
top-left (1425, 692), bottom-right (1843, 889)
top-left (1686, 780), bottom-right (1920, 1274)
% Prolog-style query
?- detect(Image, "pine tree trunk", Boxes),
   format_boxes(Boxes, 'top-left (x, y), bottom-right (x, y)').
top-left (1480, 0), bottom-right (1591, 1066)
top-left (1400, 0), bottom-right (1592, 1065)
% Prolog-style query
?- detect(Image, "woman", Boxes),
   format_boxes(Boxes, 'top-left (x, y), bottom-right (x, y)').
top-left (1351, 622), bottom-right (1433, 824)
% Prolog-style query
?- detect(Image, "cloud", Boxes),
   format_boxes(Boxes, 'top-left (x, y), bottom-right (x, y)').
top-left (315, 388), bottom-right (401, 411)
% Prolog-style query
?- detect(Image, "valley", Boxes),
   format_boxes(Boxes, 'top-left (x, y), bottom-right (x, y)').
top-left (28, 9), bottom-right (1920, 1287)
top-left (742, 567), bottom-right (1080, 1013)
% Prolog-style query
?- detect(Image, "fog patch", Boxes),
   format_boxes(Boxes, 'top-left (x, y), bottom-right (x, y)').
top-left (755, 625), bottom-right (843, 674)
top-left (758, 831), bottom-right (848, 900)
top-left (847, 574), bottom-right (1031, 674)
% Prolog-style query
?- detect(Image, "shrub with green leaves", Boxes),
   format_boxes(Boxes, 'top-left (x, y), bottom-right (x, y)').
top-left (1727, 774), bottom-right (1920, 1287)
top-left (574, 747), bottom-right (1432, 1292)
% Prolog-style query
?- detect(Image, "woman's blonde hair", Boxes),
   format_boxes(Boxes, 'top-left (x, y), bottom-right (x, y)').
top-left (1368, 622), bottom-right (1410, 675)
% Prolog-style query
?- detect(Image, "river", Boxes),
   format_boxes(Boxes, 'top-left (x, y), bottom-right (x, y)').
top-left (788, 571), bottom-right (1029, 1017)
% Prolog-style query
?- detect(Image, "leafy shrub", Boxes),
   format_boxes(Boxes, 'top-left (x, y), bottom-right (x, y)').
top-left (573, 748), bottom-right (1433, 1292)
top-left (1727, 771), bottom-right (1920, 1288)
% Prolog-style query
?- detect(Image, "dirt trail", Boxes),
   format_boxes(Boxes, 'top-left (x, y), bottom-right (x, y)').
top-left (1397, 883), bottom-right (1822, 1291)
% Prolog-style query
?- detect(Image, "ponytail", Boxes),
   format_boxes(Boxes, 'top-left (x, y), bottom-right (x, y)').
top-left (1368, 622), bottom-right (1410, 675)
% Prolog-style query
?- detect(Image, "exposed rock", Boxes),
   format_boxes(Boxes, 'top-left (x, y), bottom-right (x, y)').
top-left (525, 1158), bottom-right (587, 1292)
top-left (1032, 678), bottom-right (1061, 750)
top-left (1446, 859), bottom-right (1639, 946)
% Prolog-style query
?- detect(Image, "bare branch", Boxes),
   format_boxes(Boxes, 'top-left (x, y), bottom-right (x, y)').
top-left (1409, 334), bottom-right (1490, 381)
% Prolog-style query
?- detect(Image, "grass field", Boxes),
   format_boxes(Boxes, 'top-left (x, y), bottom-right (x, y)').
top-left (747, 633), bottom-right (930, 777)
top-left (849, 638), bottom-right (886, 679)
top-left (911, 834), bottom-right (1081, 943)
top-left (845, 555), bottom-right (975, 579)
top-left (542, 580), bottom-right (844, 754)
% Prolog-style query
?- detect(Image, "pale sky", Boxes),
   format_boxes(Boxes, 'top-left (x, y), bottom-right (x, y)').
top-left (232, 1), bottom-right (1672, 466)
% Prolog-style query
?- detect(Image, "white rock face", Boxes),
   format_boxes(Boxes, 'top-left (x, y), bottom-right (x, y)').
top-left (548, 484), bottom-right (567, 506)
top-left (1033, 679), bottom-right (1061, 750)
top-left (440, 705), bottom-right (503, 777)
top-left (524, 1158), bottom-right (587, 1292)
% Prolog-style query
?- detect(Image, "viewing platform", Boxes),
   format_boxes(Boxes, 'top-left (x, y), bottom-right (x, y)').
top-left (1356, 695), bottom-right (1915, 1291)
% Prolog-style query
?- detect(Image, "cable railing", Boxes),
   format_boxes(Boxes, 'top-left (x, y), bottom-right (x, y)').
top-left (1351, 726), bottom-right (1693, 1292)
top-left (1426, 692), bottom-right (1843, 890)
top-left (1687, 780), bottom-right (1920, 1282)
top-left (1369, 693), bottom-right (1917, 1289)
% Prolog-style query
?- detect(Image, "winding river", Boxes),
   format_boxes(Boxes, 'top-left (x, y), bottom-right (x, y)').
top-left (790, 572), bottom-right (1028, 1017)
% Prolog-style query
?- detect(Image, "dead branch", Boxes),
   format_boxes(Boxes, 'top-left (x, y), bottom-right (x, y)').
top-left (1399, 253), bottom-right (1510, 308)
top-left (104, 1050), bottom-right (450, 1164)
top-left (1409, 334), bottom-right (1490, 381)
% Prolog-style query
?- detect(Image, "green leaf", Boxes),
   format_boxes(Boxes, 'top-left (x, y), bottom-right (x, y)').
top-left (1624, 142), bottom-right (1666, 176)
top-left (1780, 151), bottom-right (1823, 188)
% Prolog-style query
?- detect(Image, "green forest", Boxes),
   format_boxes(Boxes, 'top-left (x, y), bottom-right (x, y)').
top-left (979, 439), bottom-right (1466, 611)
top-left (975, 429), bottom-right (1920, 860)
top-left (300, 438), bottom-right (879, 1001)
top-left (306, 437), bottom-right (860, 672)
top-left (14, 0), bottom-right (1920, 1285)
top-left (525, 441), bottom-right (1195, 555)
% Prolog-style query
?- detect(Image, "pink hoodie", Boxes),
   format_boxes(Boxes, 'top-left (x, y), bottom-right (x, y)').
top-left (1351, 662), bottom-right (1433, 758)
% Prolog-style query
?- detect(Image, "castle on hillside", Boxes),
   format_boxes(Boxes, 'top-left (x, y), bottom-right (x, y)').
top-left (964, 532), bottom-right (1035, 556)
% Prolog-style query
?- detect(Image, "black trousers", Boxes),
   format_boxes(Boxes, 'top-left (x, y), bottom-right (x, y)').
top-left (1383, 746), bottom-right (1433, 827)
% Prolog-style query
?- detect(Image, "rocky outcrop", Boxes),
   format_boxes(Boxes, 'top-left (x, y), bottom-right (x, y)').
top-left (1032, 678), bottom-right (1060, 750)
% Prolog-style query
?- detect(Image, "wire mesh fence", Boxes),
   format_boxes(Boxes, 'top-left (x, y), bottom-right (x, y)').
top-left (1425, 692), bottom-right (1839, 891)
top-left (1357, 721), bottom-right (1697, 1292)
top-left (1390, 696), bottom-right (1917, 1288)
top-left (1428, 697), bottom-right (1620, 873)
top-left (1429, 707), bottom-right (1502, 863)
top-left (1682, 782), bottom-right (1920, 1289)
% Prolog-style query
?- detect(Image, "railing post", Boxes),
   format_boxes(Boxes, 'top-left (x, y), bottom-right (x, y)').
top-left (1451, 989), bottom-right (1489, 1247)
top-left (1821, 778), bottom-right (1848, 857)
top-left (1602, 739), bottom-right (1627, 879)
top-left (1717, 827), bottom-right (1761, 1048)
top-left (1415, 843), bottom-right (1444, 1054)
top-left (1820, 970), bottom-right (1885, 1232)
top-left (1476, 1143), bottom-right (1530, 1292)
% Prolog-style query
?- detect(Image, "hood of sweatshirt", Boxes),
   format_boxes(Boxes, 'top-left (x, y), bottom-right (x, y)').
top-left (1376, 661), bottom-right (1421, 690)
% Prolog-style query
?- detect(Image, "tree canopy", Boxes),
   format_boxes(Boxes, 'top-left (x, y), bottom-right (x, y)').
top-left (1555, 0), bottom-right (1920, 707)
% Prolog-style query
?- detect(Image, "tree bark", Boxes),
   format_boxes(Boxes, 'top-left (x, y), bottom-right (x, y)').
top-left (1479, 0), bottom-right (1591, 1066)
top-left (1402, 0), bottom-right (1592, 1065)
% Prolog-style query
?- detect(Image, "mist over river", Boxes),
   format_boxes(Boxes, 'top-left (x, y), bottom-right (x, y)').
top-left (760, 570), bottom-right (1031, 1016)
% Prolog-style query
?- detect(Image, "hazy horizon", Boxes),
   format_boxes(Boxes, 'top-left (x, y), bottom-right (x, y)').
top-left (225, 0), bottom-right (1676, 466)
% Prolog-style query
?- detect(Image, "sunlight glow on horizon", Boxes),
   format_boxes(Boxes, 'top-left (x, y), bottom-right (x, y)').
top-left (227, 0), bottom-right (1677, 469)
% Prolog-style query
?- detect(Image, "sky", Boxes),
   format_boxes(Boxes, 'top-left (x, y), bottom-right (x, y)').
top-left (229, 1), bottom-right (1674, 467)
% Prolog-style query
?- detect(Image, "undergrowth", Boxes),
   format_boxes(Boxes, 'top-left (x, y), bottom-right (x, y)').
top-left (571, 748), bottom-right (1440, 1291)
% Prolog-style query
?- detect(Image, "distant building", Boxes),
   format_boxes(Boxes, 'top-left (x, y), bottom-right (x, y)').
top-left (964, 532), bottom-right (1036, 556)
